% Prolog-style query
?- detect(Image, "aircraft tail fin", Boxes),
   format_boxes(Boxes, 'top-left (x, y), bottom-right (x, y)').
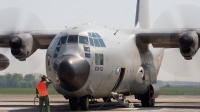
top-left (135, 0), bottom-right (150, 29)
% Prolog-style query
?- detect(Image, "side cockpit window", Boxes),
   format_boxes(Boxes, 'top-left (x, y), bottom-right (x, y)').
top-left (53, 34), bottom-right (68, 59)
top-left (94, 39), bottom-right (101, 47)
top-left (88, 32), bottom-right (106, 47)
top-left (79, 36), bottom-right (89, 45)
top-left (89, 38), bottom-right (94, 46)
top-left (98, 39), bottom-right (106, 47)
top-left (61, 36), bottom-right (68, 44)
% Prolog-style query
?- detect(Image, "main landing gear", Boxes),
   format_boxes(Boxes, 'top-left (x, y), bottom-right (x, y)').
top-left (140, 88), bottom-right (155, 107)
top-left (69, 95), bottom-right (89, 111)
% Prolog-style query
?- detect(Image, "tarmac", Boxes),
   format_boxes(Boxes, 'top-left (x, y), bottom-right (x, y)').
top-left (0, 95), bottom-right (199, 112)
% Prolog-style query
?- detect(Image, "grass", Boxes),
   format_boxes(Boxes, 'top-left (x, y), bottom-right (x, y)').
top-left (0, 87), bottom-right (200, 95)
top-left (160, 87), bottom-right (200, 95)
top-left (0, 88), bottom-right (59, 95)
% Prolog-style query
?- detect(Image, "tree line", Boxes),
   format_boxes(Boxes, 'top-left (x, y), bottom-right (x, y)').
top-left (0, 73), bottom-right (44, 88)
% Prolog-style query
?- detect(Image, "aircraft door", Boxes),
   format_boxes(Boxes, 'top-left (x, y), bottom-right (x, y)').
top-left (112, 67), bottom-right (126, 92)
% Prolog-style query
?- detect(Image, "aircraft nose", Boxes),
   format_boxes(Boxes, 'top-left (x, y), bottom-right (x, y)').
top-left (56, 55), bottom-right (90, 92)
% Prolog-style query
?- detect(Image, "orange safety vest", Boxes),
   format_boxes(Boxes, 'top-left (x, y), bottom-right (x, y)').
top-left (36, 81), bottom-right (48, 96)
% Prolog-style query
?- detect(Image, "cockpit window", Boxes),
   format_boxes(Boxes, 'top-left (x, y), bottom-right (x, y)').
top-left (94, 39), bottom-right (101, 47)
top-left (89, 38), bottom-right (94, 46)
top-left (92, 33), bottom-right (97, 38)
top-left (95, 33), bottom-right (101, 38)
top-left (98, 39), bottom-right (106, 47)
top-left (87, 32), bottom-right (106, 47)
top-left (61, 36), bottom-right (68, 44)
top-left (79, 36), bottom-right (89, 45)
top-left (57, 40), bottom-right (61, 45)
top-left (88, 32), bottom-right (92, 37)
top-left (49, 37), bottom-right (59, 48)
top-left (67, 35), bottom-right (78, 43)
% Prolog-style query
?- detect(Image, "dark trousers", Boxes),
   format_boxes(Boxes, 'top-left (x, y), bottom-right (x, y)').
top-left (39, 96), bottom-right (50, 112)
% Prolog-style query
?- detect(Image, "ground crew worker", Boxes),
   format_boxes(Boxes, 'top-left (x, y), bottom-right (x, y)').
top-left (36, 75), bottom-right (52, 112)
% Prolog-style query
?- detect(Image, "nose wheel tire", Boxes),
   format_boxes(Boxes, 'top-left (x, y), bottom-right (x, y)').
top-left (80, 96), bottom-right (89, 110)
top-left (69, 97), bottom-right (78, 110)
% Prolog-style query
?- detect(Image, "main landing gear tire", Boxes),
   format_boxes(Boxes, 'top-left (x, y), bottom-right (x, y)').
top-left (69, 97), bottom-right (78, 111)
top-left (141, 99), bottom-right (155, 107)
top-left (80, 96), bottom-right (89, 110)
top-left (150, 99), bottom-right (155, 107)
top-left (140, 87), bottom-right (155, 107)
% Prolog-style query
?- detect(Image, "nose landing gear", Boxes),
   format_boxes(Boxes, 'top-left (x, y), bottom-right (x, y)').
top-left (69, 95), bottom-right (89, 111)
top-left (69, 97), bottom-right (78, 111)
top-left (80, 96), bottom-right (89, 110)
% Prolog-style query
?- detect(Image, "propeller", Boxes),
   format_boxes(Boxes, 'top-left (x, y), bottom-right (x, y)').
top-left (152, 4), bottom-right (200, 78)
top-left (0, 7), bottom-right (47, 74)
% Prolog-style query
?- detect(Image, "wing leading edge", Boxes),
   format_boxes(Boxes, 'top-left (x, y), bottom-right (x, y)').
top-left (134, 29), bottom-right (200, 60)
top-left (0, 30), bottom-right (60, 49)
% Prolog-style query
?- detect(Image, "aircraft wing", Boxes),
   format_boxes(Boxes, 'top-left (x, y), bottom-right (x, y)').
top-left (0, 30), bottom-right (60, 61)
top-left (134, 29), bottom-right (200, 60)
top-left (0, 30), bottom-right (60, 48)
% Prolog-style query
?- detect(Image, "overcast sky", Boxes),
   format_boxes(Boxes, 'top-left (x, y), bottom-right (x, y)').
top-left (0, 0), bottom-right (200, 82)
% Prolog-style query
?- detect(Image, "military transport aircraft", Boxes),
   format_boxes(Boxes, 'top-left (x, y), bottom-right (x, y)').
top-left (0, 0), bottom-right (199, 111)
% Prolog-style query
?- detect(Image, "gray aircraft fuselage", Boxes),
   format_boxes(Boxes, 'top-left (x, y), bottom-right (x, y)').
top-left (46, 25), bottom-right (164, 98)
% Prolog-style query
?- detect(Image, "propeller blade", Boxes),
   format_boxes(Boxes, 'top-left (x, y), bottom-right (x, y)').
top-left (152, 4), bottom-right (200, 77)
top-left (0, 7), bottom-right (47, 74)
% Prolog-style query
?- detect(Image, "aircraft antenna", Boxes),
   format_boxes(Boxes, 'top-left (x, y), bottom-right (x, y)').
top-left (66, 0), bottom-right (103, 27)
top-left (114, 30), bottom-right (118, 35)
top-left (117, 0), bottom-right (131, 31)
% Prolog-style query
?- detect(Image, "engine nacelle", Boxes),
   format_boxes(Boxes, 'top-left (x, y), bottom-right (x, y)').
top-left (179, 31), bottom-right (199, 60)
top-left (9, 33), bottom-right (37, 61)
top-left (0, 53), bottom-right (9, 70)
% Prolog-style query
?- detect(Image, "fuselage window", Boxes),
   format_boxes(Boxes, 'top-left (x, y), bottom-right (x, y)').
top-left (67, 35), bottom-right (78, 43)
top-left (79, 36), bottom-right (89, 45)
top-left (98, 39), bottom-right (106, 47)
top-left (95, 53), bottom-right (104, 65)
top-left (84, 47), bottom-right (90, 52)
top-left (89, 38), bottom-right (94, 46)
top-left (94, 39), bottom-right (101, 47)
top-left (61, 36), bottom-right (68, 44)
